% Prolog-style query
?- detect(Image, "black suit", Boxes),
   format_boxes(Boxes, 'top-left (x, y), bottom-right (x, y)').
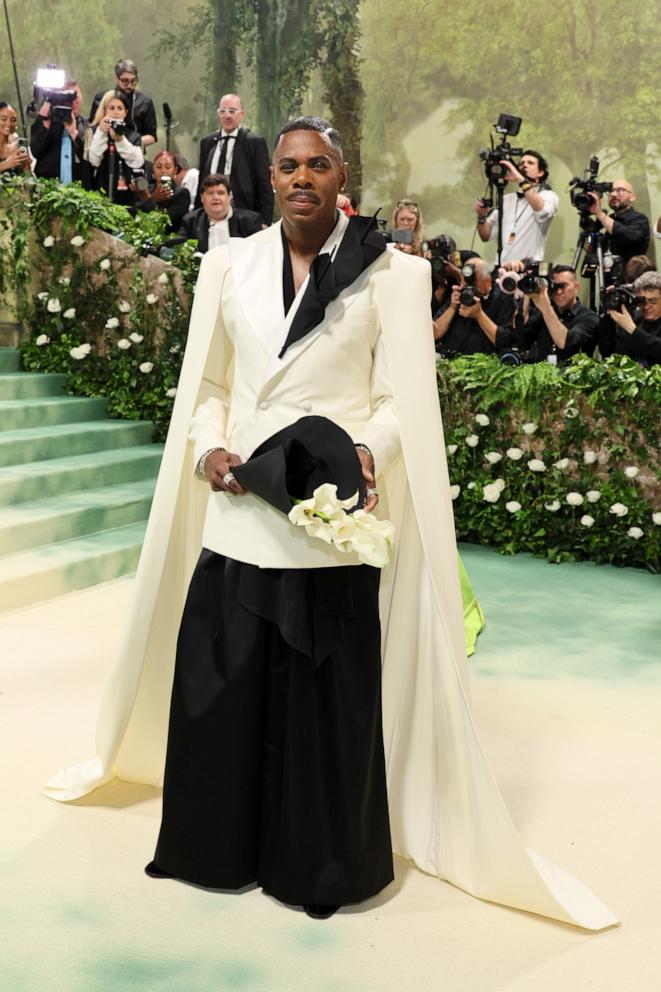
top-left (30, 115), bottom-right (90, 185)
top-left (197, 127), bottom-right (273, 225)
top-left (89, 90), bottom-right (157, 142)
top-left (179, 206), bottom-right (263, 252)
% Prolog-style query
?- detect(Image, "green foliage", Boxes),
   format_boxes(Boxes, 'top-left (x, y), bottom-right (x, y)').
top-left (439, 354), bottom-right (661, 571)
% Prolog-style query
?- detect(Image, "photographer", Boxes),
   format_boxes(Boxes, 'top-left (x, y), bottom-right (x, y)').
top-left (89, 60), bottom-right (157, 150)
top-left (0, 103), bottom-right (30, 175)
top-left (587, 180), bottom-right (649, 264)
top-left (132, 151), bottom-right (190, 230)
top-left (391, 199), bottom-right (425, 256)
top-left (434, 256), bottom-right (514, 356)
top-left (497, 265), bottom-right (598, 363)
top-left (599, 271), bottom-right (661, 366)
top-left (475, 150), bottom-right (558, 262)
top-left (88, 91), bottom-right (143, 205)
top-left (29, 82), bottom-right (90, 185)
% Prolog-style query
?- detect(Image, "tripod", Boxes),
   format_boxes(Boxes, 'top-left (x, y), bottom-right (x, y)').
top-left (571, 212), bottom-right (606, 311)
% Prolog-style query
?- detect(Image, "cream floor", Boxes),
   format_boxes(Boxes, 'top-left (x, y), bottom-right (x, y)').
top-left (2, 550), bottom-right (661, 992)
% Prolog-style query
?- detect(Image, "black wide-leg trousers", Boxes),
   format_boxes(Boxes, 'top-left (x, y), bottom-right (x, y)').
top-left (150, 550), bottom-right (394, 907)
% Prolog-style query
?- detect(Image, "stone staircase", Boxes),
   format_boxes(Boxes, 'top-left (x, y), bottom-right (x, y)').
top-left (0, 348), bottom-right (163, 611)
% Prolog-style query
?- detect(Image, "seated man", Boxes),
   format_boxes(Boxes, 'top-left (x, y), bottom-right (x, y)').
top-left (497, 265), bottom-right (598, 363)
top-left (587, 179), bottom-right (650, 264)
top-left (179, 173), bottom-right (263, 252)
top-left (433, 256), bottom-right (514, 356)
top-left (599, 271), bottom-right (661, 366)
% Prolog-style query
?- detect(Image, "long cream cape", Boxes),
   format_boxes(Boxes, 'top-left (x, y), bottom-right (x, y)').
top-left (45, 228), bottom-right (617, 930)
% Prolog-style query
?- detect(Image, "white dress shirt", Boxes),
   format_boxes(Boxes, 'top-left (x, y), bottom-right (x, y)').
top-left (207, 205), bottom-right (234, 250)
top-left (210, 127), bottom-right (239, 176)
top-left (487, 187), bottom-right (559, 262)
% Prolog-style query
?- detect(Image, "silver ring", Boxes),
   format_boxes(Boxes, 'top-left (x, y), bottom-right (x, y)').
top-left (222, 472), bottom-right (235, 487)
top-left (366, 487), bottom-right (378, 498)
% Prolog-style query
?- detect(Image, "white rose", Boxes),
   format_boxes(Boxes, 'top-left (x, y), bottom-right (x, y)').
top-left (563, 403), bottom-right (578, 419)
top-left (158, 272), bottom-right (169, 285)
top-left (63, 308), bottom-right (76, 319)
top-left (46, 298), bottom-right (61, 313)
top-left (146, 293), bottom-right (158, 305)
top-left (99, 258), bottom-right (111, 270)
top-left (583, 450), bottom-right (598, 465)
top-left (37, 291), bottom-right (49, 301)
top-left (70, 235), bottom-right (85, 247)
top-left (553, 458), bottom-right (569, 470)
top-left (624, 466), bottom-right (639, 479)
top-left (169, 344), bottom-right (180, 354)
top-left (129, 332), bottom-right (144, 343)
top-left (447, 444), bottom-right (458, 455)
top-left (527, 459), bottom-right (546, 472)
top-left (506, 501), bottom-right (522, 513)
top-left (139, 361), bottom-right (154, 373)
top-left (652, 512), bottom-right (661, 525)
top-left (586, 490), bottom-right (601, 503)
top-left (485, 451), bottom-right (502, 464)
top-left (483, 483), bottom-right (502, 504)
top-left (42, 235), bottom-right (55, 248)
top-left (506, 447), bottom-right (523, 460)
top-left (475, 413), bottom-right (490, 427)
top-left (117, 338), bottom-right (131, 350)
top-left (566, 492), bottom-right (584, 507)
top-left (627, 526), bottom-right (643, 539)
top-left (494, 478), bottom-right (506, 493)
top-left (118, 300), bottom-right (131, 313)
top-left (35, 334), bottom-right (50, 346)
top-left (104, 317), bottom-right (120, 330)
top-left (59, 276), bottom-right (70, 286)
top-left (580, 515), bottom-right (595, 528)
top-left (545, 500), bottom-right (561, 512)
top-left (450, 485), bottom-right (461, 500)
top-left (69, 345), bottom-right (90, 360)
top-left (166, 387), bottom-right (177, 398)
top-left (79, 343), bottom-right (92, 355)
top-left (609, 502), bottom-right (628, 517)
top-left (467, 482), bottom-right (476, 490)
top-left (465, 434), bottom-right (479, 448)
top-left (522, 422), bottom-right (537, 435)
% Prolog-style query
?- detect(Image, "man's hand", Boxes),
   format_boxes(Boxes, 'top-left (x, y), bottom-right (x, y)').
top-left (38, 101), bottom-right (52, 128)
top-left (609, 305), bottom-right (636, 334)
top-left (204, 449), bottom-right (248, 494)
top-left (529, 282), bottom-right (551, 311)
top-left (502, 259), bottom-right (525, 273)
top-left (499, 159), bottom-right (524, 184)
top-left (459, 298), bottom-right (482, 319)
top-left (587, 191), bottom-right (602, 215)
top-left (356, 448), bottom-right (378, 513)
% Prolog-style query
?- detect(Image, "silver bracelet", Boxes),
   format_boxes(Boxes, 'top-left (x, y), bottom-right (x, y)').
top-left (354, 442), bottom-right (373, 459)
top-left (196, 446), bottom-right (225, 481)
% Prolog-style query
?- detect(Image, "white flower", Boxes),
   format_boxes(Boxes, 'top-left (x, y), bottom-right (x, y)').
top-left (580, 515), bottom-right (595, 528)
top-left (99, 258), bottom-right (111, 270)
top-left (58, 276), bottom-right (70, 286)
top-left (79, 343), bottom-right (92, 355)
top-left (652, 512), bottom-right (661, 525)
top-left (583, 450), bottom-right (598, 465)
top-left (70, 235), bottom-right (85, 247)
top-left (117, 338), bottom-right (131, 350)
top-left (586, 490), bottom-right (601, 503)
top-left (158, 272), bottom-right (169, 285)
top-left (506, 501), bottom-right (522, 513)
top-left (494, 478), bottom-right (506, 493)
top-left (105, 317), bottom-right (120, 330)
top-left (169, 344), bottom-right (180, 354)
top-left (465, 434), bottom-right (479, 448)
top-left (506, 447), bottom-right (523, 460)
top-left (193, 251), bottom-right (204, 259)
top-left (35, 334), bottom-right (50, 346)
top-left (450, 484), bottom-right (461, 500)
top-left (42, 235), bottom-right (55, 248)
top-left (37, 291), bottom-right (49, 301)
top-left (467, 482), bottom-right (476, 490)
top-left (288, 484), bottom-right (394, 567)
top-left (166, 387), bottom-right (177, 398)
top-left (627, 526), bottom-right (643, 540)
top-left (527, 459), bottom-right (546, 472)
top-left (46, 297), bottom-right (61, 313)
top-left (139, 361), bottom-right (154, 374)
top-left (545, 500), bottom-right (561, 512)
top-left (63, 308), bottom-right (76, 319)
top-left (609, 502), bottom-right (628, 517)
top-left (624, 466), bottom-right (639, 479)
top-left (553, 458), bottom-right (569, 470)
top-left (485, 451), bottom-right (502, 464)
top-left (522, 422), bottom-right (537, 435)
top-left (475, 413), bottom-right (490, 427)
top-left (146, 293), bottom-right (158, 305)
top-left (566, 492), bottom-right (584, 507)
top-left (483, 482), bottom-right (502, 504)
top-left (447, 444), bottom-right (458, 455)
top-left (563, 403), bottom-right (578, 419)
top-left (69, 343), bottom-right (91, 360)
top-left (118, 300), bottom-right (131, 313)
top-left (129, 332), bottom-right (144, 343)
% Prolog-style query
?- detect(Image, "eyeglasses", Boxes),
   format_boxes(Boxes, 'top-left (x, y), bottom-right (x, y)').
top-left (117, 76), bottom-right (137, 86)
top-left (397, 199), bottom-right (419, 210)
top-left (638, 295), bottom-right (661, 305)
top-left (219, 107), bottom-right (241, 115)
top-left (610, 187), bottom-right (632, 194)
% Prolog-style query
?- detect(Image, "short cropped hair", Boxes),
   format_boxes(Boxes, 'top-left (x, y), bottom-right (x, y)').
top-left (552, 264), bottom-right (578, 280)
top-left (634, 271), bottom-right (661, 294)
top-left (521, 148), bottom-right (549, 183)
top-left (200, 173), bottom-right (231, 195)
top-left (273, 116), bottom-right (343, 159)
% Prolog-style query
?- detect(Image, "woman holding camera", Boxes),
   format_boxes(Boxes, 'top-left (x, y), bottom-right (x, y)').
top-left (391, 198), bottom-right (425, 256)
top-left (132, 150), bottom-right (190, 230)
top-left (88, 90), bottom-right (143, 205)
top-left (0, 103), bottom-right (31, 176)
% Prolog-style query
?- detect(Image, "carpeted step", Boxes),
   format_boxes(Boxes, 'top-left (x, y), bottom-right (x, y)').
top-left (0, 396), bottom-right (107, 432)
top-left (0, 522), bottom-right (147, 612)
top-left (0, 348), bottom-right (20, 372)
top-left (0, 479), bottom-right (156, 555)
top-left (0, 444), bottom-right (163, 506)
top-left (0, 420), bottom-right (155, 468)
top-left (0, 372), bottom-right (68, 401)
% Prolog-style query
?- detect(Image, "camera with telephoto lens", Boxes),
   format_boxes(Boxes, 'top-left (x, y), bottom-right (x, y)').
top-left (479, 113), bottom-right (523, 182)
top-left (423, 234), bottom-right (459, 274)
top-left (568, 156), bottom-right (613, 213)
top-left (459, 262), bottom-right (480, 306)
top-left (108, 119), bottom-right (127, 137)
top-left (519, 259), bottom-right (552, 294)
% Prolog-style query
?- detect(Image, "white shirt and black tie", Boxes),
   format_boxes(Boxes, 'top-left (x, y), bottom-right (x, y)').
top-left (209, 128), bottom-right (239, 177)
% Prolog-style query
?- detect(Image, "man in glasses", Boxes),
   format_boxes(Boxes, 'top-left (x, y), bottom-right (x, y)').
top-left (601, 270), bottom-right (661, 366)
top-left (89, 59), bottom-right (157, 150)
top-left (196, 94), bottom-right (273, 225)
top-left (587, 179), bottom-right (650, 264)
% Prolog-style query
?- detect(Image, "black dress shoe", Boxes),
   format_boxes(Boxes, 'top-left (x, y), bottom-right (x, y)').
top-left (144, 861), bottom-right (172, 879)
top-left (303, 904), bottom-right (341, 920)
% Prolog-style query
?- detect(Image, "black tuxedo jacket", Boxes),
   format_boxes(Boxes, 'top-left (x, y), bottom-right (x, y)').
top-left (196, 127), bottom-right (273, 225)
top-left (178, 206), bottom-right (263, 253)
top-left (30, 116), bottom-right (91, 186)
top-left (89, 90), bottom-right (157, 141)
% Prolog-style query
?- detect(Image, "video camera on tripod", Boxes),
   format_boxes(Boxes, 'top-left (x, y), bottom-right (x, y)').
top-left (477, 113), bottom-right (523, 265)
top-left (569, 156), bottom-right (614, 309)
top-left (27, 66), bottom-right (77, 124)
top-left (568, 157), bottom-right (613, 214)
